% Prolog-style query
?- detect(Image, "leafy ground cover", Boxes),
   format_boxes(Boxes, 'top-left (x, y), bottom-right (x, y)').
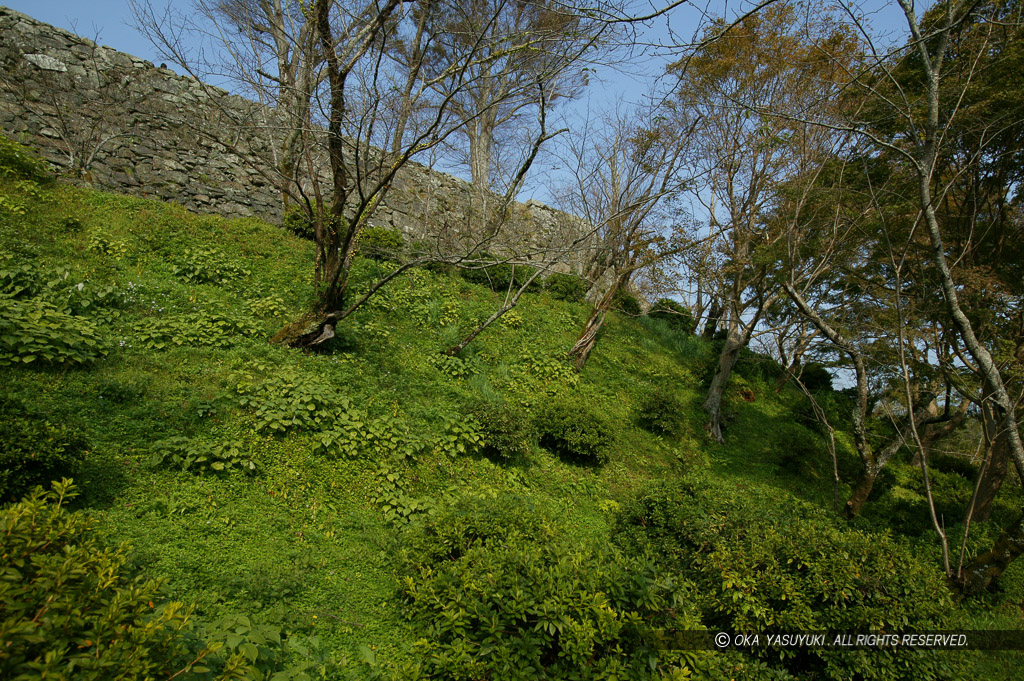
top-left (2, 138), bottom-right (1022, 679)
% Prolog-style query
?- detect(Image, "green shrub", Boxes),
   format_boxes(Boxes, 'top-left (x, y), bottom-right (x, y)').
top-left (403, 491), bottom-right (553, 567)
top-left (401, 537), bottom-right (699, 680)
top-left (517, 350), bottom-right (578, 386)
top-left (0, 262), bottom-right (122, 317)
top-left (282, 206), bottom-right (314, 240)
top-left (149, 436), bottom-right (257, 474)
top-left (433, 413), bottom-right (485, 457)
top-left (357, 226), bottom-right (405, 261)
top-left (648, 298), bottom-right (694, 333)
top-left (0, 481), bottom-right (199, 679)
top-left (733, 347), bottom-right (785, 383)
top-left (172, 247), bottom-right (250, 284)
top-left (59, 216), bottom-right (84, 233)
top-left (0, 297), bottom-right (107, 366)
top-left (544, 272), bottom-right (588, 303)
top-left (428, 352), bottom-right (479, 379)
top-left (930, 452), bottom-right (977, 479)
top-left (535, 397), bottom-right (612, 465)
top-left (614, 474), bottom-right (964, 681)
top-left (0, 397), bottom-right (89, 502)
top-left (314, 410), bottom-right (419, 461)
top-left (0, 482), bottom-right (312, 679)
top-left (800, 362), bottom-right (833, 392)
top-left (235, 368), bottom-right (346, 433)
top-left (612, 287), bottom-right (641, 316)
top-left (467, 400), bottom-right (533, 461)
top-left (87, 232), bottom-right (129, 260)
top-left (245, 295), bottom-right (288, 319)
top-left (0, 134), bottom-right (49, 181)
top-left (131, 311), bottom-right (256, 349)
top-left (636, 387), bottom-right (685, 437)
top-left (776, 422), bottom-right (827, 479)
top-left (0, 262), bottom-right (37, 298)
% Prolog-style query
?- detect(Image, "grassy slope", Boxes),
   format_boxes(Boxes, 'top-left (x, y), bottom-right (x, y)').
top-left (2, 173), bottom-right (1023, 676)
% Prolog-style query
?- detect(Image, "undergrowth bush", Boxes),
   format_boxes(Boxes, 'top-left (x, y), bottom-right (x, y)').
top-left (0, 297), bottom-right (107, 365)
top-left (544, 272), bottom-right (588, 303)
top-left (401, 540), bottom-right (700, 680)
top-left (0, 134), bottom-right (50, 181)
top-left (131, 311), bottom-right (256, 349)
top-left (150, 435), bottom-right (258, 474)
top-left (612, 287), bottom-right (642, 316)
top-left (403, 490), bottom-right (553, 567)
top-left (636, 387), bottom-right (686, 437)
top-left (517, 350), bottom-right (578, 387)
top-left (467, 400), bottom-right (533, 461)
top-left (0, 481), bottom-right (322, 680)
top-left (357, 226), bottom-right (405, 261)
top-left (246, 295), bottom-right (288, 319)
top-left (428, 352), bottom-right (479, 379)
top-left (283, 206), bottom-right (314, 240)
top-left (776, 422), bottom-right (828, 479)
top-left (647, 298), bottom-right (694, 333)
top-left (0, 397), bottom-right (89, 502)
top-left (614, 473), bottom-right (965, 681)
top-left (799, 362), bottom-right (833, 392)
top-left (434, 413), bottom-right (485, 457)
top-left (235, 368), bottom-right (345, 433)
top-left (1, 261), bottom-right (123, 317)
top-left (535, 397), bottom-right (612, 465)
top-left (87, 232), bottom-right (129, 260)
top-left (314, 410), bottom-right (419, 461)
top-left (0, 481), bottom-right (199, 679)
top-left (173, 247), bottom-right (250, 284)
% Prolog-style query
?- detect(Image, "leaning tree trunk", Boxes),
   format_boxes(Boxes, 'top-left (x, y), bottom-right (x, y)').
top-left (962, 521), bottom-right (1024, 596)
top-left (703, 328), bottom-right (746, 443)
top-left (702, 298), bottom-right (723, 340)
top-left (568, 274), bottom-right (624, 371)
top-left (843, 398), bottom-right (937, 517)
top-left (782, 282), bottom-right (873, 515)
top-left (973, 393), bottom-right (1013, 523)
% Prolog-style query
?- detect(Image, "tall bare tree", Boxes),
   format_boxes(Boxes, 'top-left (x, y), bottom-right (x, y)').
top-left (557, 106), bottom-right (689, 370)
top-left (425, 0), bottom-right (607, 196)
top-left (674, 1), bottom-right (858, 442)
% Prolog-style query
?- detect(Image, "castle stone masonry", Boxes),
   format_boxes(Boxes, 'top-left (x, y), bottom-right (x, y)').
top-left (0, 6), bottom-right (574, 250)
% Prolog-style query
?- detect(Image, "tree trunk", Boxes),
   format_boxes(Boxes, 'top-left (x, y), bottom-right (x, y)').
top-left (973, 396), bottom-right (1012, 523)
top-left (782, 282), bottom-right (873, 514)
top-left (702, 298), bottom-right (722, 339)
top-left (961, 518), bottom-right (1024, 596)
top-left (703, 329), bottom-right (744, 442)
top-left (468, 119), bottom-right (494, 192)
top-left (845, 465), bottom-right (881, 518)
top-left (568, 274), bottom-right (623, 371)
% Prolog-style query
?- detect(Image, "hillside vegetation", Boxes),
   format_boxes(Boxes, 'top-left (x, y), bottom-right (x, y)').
top-left (1, 137), bottom-right (1023, 680)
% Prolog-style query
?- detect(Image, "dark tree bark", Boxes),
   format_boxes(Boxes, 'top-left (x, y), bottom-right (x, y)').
top-left (703, 294), bottom-right (768, 443)
top-left (701, 298), bottom-right (722, 340)
top-left (973, 393), bottom-right (1013, 523)
top-left (567, 272), bottom-right (626, 371)
top-left (703, 329), bottom-right (746, 443)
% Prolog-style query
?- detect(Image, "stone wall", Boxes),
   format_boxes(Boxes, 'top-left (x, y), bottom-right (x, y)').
top-left (0, 6), bottom-right (576, 253)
